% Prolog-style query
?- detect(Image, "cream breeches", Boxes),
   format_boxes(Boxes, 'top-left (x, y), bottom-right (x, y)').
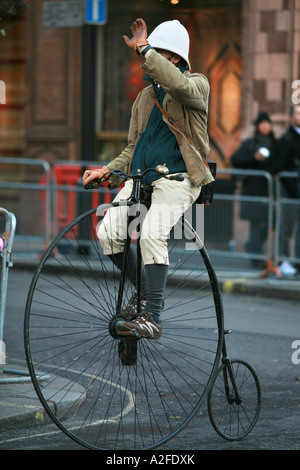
top-left (97, 173), bottom-right (201, 265)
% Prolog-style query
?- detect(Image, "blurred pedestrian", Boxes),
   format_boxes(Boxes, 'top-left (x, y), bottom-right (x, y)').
top-left (273, 104), bottom-right (300, 274)
top-left (231, 111), bottom-right (276, 268)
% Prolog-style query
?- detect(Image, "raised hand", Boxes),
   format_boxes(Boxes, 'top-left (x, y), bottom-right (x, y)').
top-left (123, 18), bottom-right (148, 51)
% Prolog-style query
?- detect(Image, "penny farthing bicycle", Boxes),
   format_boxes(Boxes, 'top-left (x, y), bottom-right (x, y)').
top-left (24, 166), bottom-right (261, 450)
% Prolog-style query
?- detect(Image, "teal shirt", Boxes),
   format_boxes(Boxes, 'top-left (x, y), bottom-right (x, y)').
top-left (131, 71), bottom-right (187, 184)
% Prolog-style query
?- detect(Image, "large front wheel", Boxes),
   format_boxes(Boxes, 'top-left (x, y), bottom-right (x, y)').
top-left (24, 206), bottom-right (223, 450)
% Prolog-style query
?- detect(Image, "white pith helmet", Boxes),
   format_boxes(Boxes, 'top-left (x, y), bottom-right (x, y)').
top-left (147, 20), bottom-right (191, 70)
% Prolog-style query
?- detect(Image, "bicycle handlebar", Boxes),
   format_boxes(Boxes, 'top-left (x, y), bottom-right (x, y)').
top-left (166, 173), bottom-right (185, 181)
top-left (83, 165), bottom-right (185, 190)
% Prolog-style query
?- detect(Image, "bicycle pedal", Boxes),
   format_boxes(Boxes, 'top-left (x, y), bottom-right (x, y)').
top-left (118, 339), bottom-right (137, 366)
top-left (117, 329), bottom-right (141, 339)
top-left (115, 320), bottom-right (141, 339)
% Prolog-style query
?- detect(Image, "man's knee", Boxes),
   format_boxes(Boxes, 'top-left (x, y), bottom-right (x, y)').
top-left (140, 237), bottom-right (169, 265)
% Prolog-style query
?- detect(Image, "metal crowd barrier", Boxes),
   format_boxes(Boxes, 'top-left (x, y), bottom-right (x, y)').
top-left (0, 208), bottom-right (16, 366)
top-left (0, 208), bottom-right (49, 383)
top-left (0, 157), bottom-right (299, 273)
top-left (0, 208), bottom-right (28, 382)
top-left (203, 168), bottom-right (274, 267)
top-left (0, 157), bottom-right (51, 256)
top-left (51, 160), bottom-right (119, 237)
top-left (51, 165), bottom-right (279, 272)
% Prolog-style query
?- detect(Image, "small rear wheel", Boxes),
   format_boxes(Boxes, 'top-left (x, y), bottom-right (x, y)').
top-left (207, 359), bottom-right (261, 441)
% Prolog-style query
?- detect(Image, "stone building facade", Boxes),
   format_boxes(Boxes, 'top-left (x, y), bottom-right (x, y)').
top-left (242, 0), bottom-right (300, 140)
top-left (0, 0), bottom-right (299, 169)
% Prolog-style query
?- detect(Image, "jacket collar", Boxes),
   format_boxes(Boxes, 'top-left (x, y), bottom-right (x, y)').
top-left (144, 62), bottom-right (186, 87)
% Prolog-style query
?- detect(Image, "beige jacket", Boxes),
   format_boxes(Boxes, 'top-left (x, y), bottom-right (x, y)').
top-left (108, 50), bottom-right (214, 189)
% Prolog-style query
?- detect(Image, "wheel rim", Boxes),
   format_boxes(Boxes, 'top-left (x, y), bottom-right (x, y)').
top-left (24, 208), bottom-right (223, 450)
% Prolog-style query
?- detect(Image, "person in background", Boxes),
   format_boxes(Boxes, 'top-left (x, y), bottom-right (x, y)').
top-left (273, 104), bottom-right (300, 275)
top-left (231, 112), bottom-right (277, 268)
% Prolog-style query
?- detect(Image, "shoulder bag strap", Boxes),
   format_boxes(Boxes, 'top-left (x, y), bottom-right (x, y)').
top-left (151, 90), bottom-right (211, 170)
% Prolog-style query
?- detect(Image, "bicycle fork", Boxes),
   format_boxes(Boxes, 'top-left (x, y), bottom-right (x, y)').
top-left (221, 331), bottom-right (243, 406)
top-left (109, 191), bottom-right (145, 364)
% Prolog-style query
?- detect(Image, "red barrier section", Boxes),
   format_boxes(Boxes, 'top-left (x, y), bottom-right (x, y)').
top-left (39, 164), bottom-right (117, 235)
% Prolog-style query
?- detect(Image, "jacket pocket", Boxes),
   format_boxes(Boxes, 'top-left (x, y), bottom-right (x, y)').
top-left (165, 98), bottom-right (184, 122)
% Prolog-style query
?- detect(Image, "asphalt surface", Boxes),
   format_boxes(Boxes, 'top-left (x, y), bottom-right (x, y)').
top-left (1, 254), bottom-right (300, 450)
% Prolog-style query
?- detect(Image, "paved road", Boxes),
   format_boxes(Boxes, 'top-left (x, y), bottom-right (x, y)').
top-left (1, 269), bottom-right (300, 451)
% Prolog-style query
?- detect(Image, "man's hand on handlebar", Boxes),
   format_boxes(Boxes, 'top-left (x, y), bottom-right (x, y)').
top-left (82, 166), bottom-right (110, 188)
top-left (123, 18), bottom-right (148, 52)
